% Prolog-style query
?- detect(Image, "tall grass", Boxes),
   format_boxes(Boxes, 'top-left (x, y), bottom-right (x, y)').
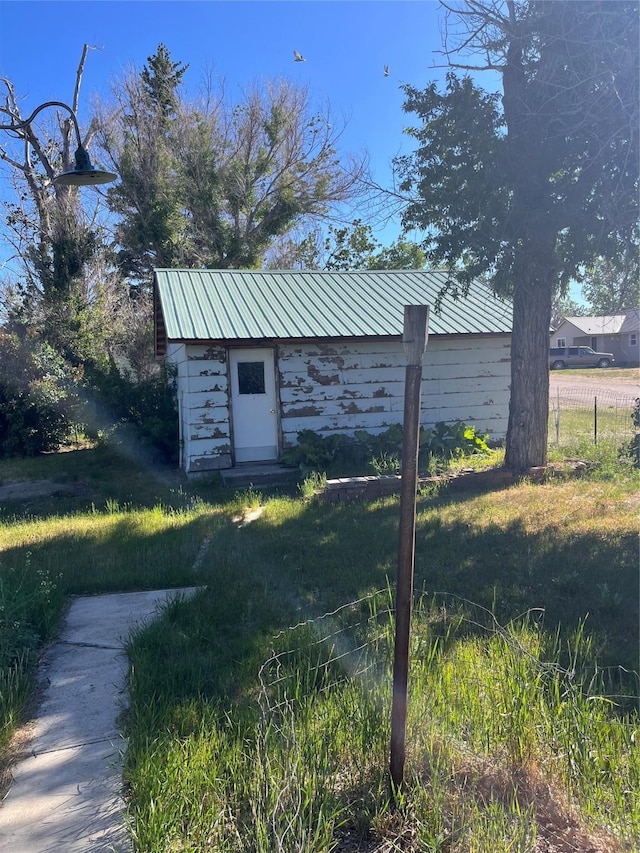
top-left (0, 551), bottom-right (65, 747)
top-left (1, 438), bottom-right (638, 849)
top-left (123, 590), bottom-right (638, 851)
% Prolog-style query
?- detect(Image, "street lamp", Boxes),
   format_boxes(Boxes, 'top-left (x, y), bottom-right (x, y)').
top-left (0, 99), bottom-right (117, 186)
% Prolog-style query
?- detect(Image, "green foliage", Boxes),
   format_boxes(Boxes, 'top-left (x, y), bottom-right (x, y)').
top-left (0, 449), bottom-right (637, 847)
top-left (280, 429), bottom-right (353, 473)
top-left (622, 397), bottom-right (640, 468)
top-left (323, 219), bottom-right (378, 270)
top-left (83, 360), bottom-right (179, 464)
top-left (140, 43), bottom-right (188, 121)
top-left (0, 330), bottom-right (78, 458)
top-left (420, 420), bottom-right (492, 463)
top-left (27, 227), bottom-right (99, 301)
top-left (581, 253), bottom-right (640, 315)
top-left (370, 451), bottom-right (400, 476)
top-left (298, 470), bottom-right (327, 498)
top-left (0, 553), bottom-right (64, 748)
top-left (288, 220), bottom-right (426, 272)
top-left (399, 5), bottom-right (638, 295)
top-left (281, 421), bottom-right (492, 476)
top-left (399, 73), bottom-right (507, 292)
top-left (0, 554), bottom-right (62, 671)
top-left (104, 50), bottom-right (361, 278)
top-left (396, 1), bottom-right (639, 471)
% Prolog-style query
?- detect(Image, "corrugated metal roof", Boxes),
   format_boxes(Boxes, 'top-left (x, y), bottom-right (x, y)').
top-left (154, 269), bottom-right (513, 342)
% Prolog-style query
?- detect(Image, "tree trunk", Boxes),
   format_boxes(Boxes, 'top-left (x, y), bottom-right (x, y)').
top-left (502, 18), bottom-right (557, 473)
top-left (505, 260), bottom-right (554, 471)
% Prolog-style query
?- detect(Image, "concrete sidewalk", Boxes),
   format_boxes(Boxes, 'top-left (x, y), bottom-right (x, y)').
top-left (0, 587), bottom-right (200, 853)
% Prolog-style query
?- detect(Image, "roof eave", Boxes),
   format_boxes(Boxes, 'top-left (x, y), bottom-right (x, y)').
top-left (162, 330), bottom-right (512, 348)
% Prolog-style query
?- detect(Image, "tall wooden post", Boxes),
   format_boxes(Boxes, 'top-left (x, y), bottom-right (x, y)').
top-left (390, 305), bottom-right (429, 792)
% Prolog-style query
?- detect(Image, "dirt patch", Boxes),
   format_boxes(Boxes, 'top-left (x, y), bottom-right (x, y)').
top-left (332, 758), bottom-right (624, 852)
top-left (549, 370), bottom-right (639, 401)
top-left (0, 479), bottom-right (85, 503)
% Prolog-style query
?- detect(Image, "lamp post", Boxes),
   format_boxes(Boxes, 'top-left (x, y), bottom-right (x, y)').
top-left (0, 99), bottom-right (116, 186)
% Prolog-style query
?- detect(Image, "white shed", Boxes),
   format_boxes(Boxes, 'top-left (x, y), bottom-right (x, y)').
top-left (154, 269), bottom-right (513, 475)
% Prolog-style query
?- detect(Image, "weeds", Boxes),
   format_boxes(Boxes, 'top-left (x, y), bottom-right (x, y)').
top-left (0, 552), bottom-right (64, 748)
top-left (0, 436), bottom-right (638, 850)
top-left (123, 594), bottom-right (639, 850)
top-left (298, 471), bottom-right (327, 499)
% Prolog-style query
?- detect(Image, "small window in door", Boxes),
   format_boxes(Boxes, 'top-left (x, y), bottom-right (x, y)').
top-left (238, 361), bottom-right (265, 395)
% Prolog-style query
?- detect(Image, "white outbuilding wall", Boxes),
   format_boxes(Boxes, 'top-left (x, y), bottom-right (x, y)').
top-left (167, 334), bottom-right (511, 475)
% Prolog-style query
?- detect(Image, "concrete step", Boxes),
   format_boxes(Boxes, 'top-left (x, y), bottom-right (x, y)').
top-left (220, 464), bottom-right (300, 489)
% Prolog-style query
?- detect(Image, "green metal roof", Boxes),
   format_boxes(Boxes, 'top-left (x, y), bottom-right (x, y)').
top-left (154, 269), bottom-right (512, 342)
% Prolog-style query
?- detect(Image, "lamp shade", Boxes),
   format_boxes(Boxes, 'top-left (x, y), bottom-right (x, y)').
top-left (53, 145), bottom-right (117, 186)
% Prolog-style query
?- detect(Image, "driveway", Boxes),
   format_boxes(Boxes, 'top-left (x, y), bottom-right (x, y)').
top-left (549, 369), bottom-right (639, 403)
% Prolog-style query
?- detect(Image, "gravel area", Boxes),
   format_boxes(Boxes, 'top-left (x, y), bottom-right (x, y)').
top-left (549, 369), bottom-right (639, 401)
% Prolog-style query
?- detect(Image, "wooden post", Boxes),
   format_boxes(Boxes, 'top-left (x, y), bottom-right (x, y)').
top-left (390, 305), bottom-right (429, 792)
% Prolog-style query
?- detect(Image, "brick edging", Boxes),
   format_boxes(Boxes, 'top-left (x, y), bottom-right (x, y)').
top-left (320, 462), bottom-right (590, 503)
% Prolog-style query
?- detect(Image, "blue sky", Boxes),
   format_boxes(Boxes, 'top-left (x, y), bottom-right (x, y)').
top-left (0, 1), bottom-right (586, 304)
top-left (0, 0), bottom-right (461, 244)
top-left (4, 1), bottom-right (591, 309)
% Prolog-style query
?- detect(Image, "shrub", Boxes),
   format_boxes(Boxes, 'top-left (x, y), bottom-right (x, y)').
top-left (280, 429), bottom-right (354, 472)
top-left (0, 330), bottom-right (78, 457)
top-left (82, 359), bottom-right (179, 464)
top-left (621, 397), bottom-right (640, 468)
top-left (281, 421), bottom-right (493, 476)
top-left (419, 420), bottom-right (492, 466)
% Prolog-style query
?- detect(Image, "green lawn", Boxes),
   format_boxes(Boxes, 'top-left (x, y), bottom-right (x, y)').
top-left (1, 439), bottom-right (638, 851)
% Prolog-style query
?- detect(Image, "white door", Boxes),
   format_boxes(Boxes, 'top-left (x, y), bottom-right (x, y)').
top-left (229, 348), bottom-right (279, 463)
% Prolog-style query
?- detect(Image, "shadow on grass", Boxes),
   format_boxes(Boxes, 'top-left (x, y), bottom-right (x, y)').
top-left (126, 484), bottom-right (638, 728)
top-left (2, 455), bottom-right (637, 737)
top-left (0, 443), bottom-right (228, 521)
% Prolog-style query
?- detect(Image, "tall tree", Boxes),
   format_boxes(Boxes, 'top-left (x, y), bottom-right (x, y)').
top-left (0, 46), bottom-right (121, 368)
top-left (98, 47), bottom-right (365, 279)
top-left (102, 45), bottom-right (189, 280)
top-left (581, 254), bottom-right (640, 315)
top-left (140, 43), bottom-right (187, 120)
top-left (396, 1), bottom-right (639, 470)
top-left (0, 46), bottom-right (104, 306)
top-left (265, 220), bottom-right (425, 270)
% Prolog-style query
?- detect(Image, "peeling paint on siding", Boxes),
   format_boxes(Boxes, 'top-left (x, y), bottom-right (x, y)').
top-left (282, 405), bottom-right (323, 418)
top-left (188, 346), bottom-right (226, 362)
top-left (196, 370), bottom-right (225, 379)
top-left (317, 355), bottom-right (346, 369)
top-left (278, 338), bottom-right (511, 453)
top-left (306, 364), bottom-right (340, 385)
top-left (190, 451), bottom-right (232, 472)
top-left (173, 335), bottom-right (511, 475)
top-left (190, 427), bottom-right (227, 439)
top-left (339, 401), bottom-right (385, 414)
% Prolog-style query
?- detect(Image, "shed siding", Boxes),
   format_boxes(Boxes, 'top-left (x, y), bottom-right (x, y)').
top-left (166, 343), bottom-right (232, 472)
top-left (169, 336), bottom-right (510, 474)
top-left (277, 337), bottom-right (510, 449)
top-left (165, 343), bottom-right (188, 469)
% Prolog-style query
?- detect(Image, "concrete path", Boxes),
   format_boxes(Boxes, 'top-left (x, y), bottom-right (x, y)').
top-left (0, 587), bottom-right (200, 853)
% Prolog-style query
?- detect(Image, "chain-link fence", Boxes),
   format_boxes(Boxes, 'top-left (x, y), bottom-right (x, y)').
top-left (548, 385), bottom-right (637, 447)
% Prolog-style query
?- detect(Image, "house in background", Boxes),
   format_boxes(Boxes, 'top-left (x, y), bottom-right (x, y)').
top-left (154, 269), bottom-right (513, 476)
top-left (551, 311), bottom-right (640, 367)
